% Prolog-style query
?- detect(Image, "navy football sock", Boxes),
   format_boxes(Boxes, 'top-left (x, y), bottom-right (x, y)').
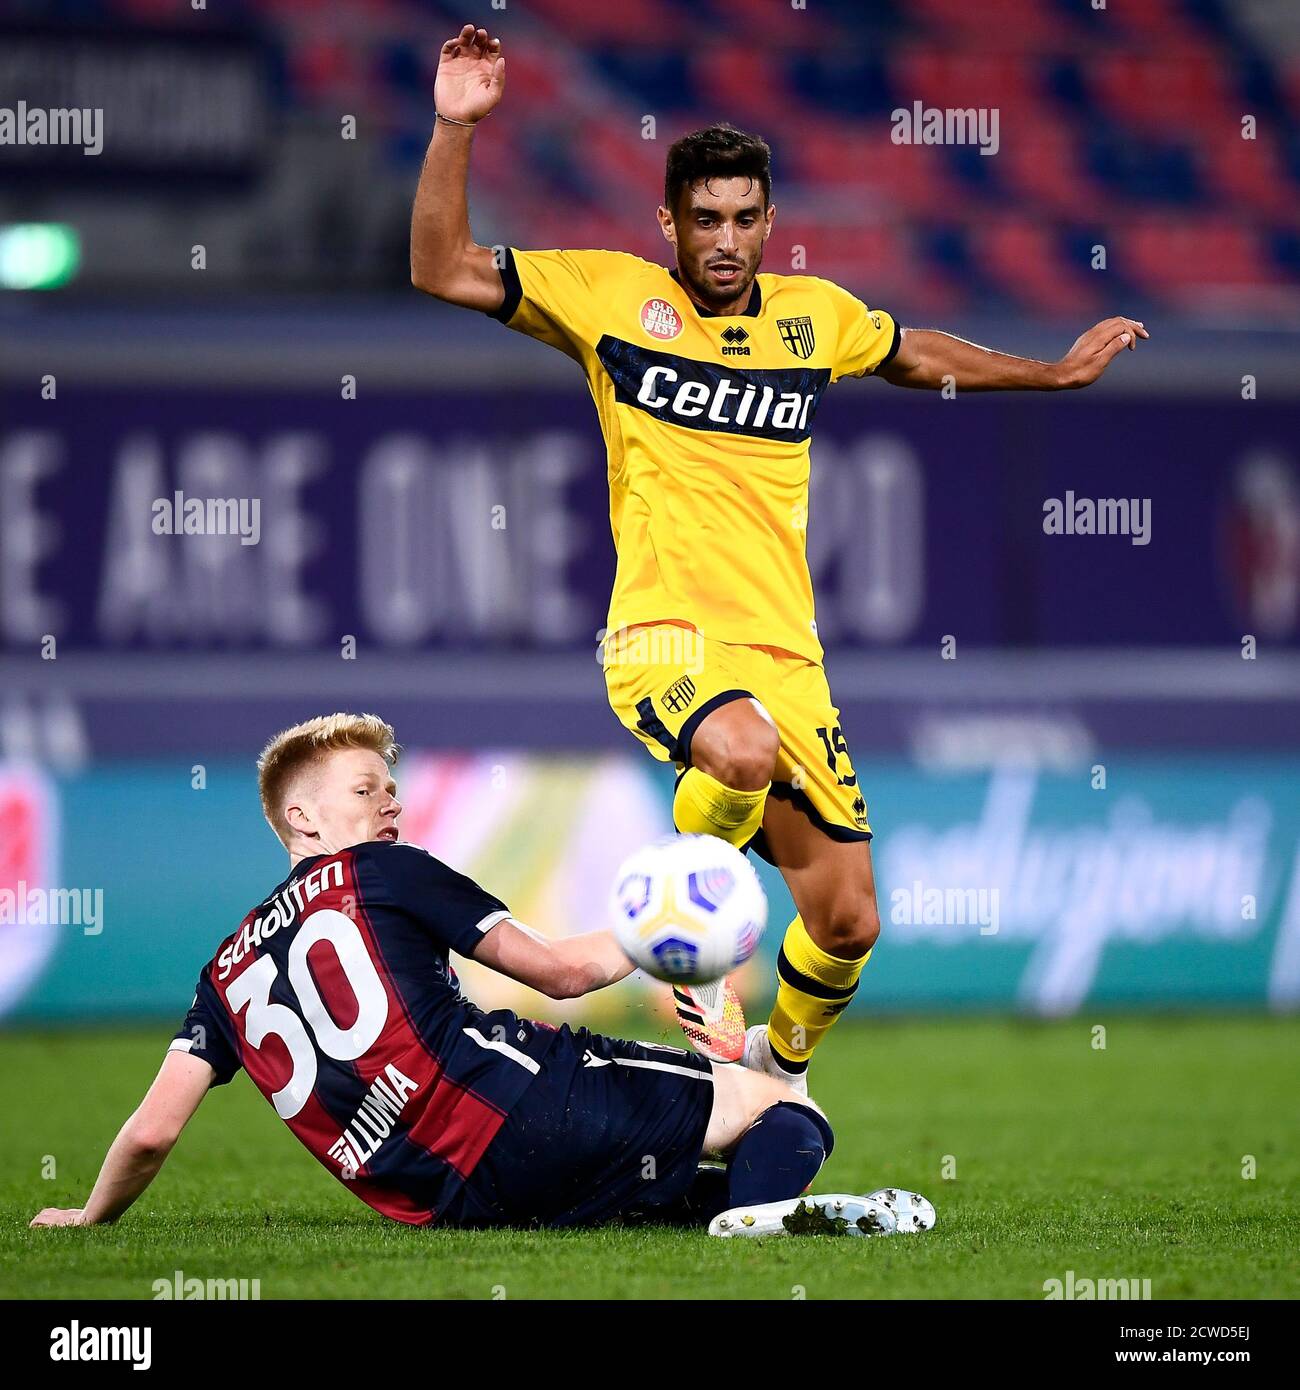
top-left (727, 1101), bottom-right (834, 1207)
top-left (629, 1164), bottom-right (730, 1228)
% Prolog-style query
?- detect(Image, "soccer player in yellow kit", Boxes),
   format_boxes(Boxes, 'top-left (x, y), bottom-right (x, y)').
top-left (411, 26), bottom-right (1149, 1095)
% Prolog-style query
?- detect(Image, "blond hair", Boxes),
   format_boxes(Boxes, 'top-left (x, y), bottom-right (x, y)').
top-left (257, 713), bottom-right (400, 844)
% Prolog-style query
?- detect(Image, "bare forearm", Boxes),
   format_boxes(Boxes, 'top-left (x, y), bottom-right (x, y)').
top-left (31, 1051), bottom-right (210, 1231)
top-left (551, 929), bottom-right (638, 995)
top-left (880, 316), bottom-right (1148, 392)
top-left (80, 1125), bottom-right (172, 1225)
top-left (409, 120), bottom-right (477, 290)
top-left (882, 328), bottom-right (1060, 391)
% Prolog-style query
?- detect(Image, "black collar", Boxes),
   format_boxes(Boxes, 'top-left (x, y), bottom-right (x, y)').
top-left (670, 268), bottom-right (762, 319)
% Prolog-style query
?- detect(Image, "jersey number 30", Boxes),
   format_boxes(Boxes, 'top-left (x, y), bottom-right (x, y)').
top-left (224, 909), bottom-right (389, 1119)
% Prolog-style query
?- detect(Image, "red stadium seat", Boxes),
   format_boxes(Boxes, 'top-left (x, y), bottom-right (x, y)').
top-left (795, 117), bottom-right (961, 218)
top-left (892, 46), bottom-right (1039, 111)
top-left (1202, 129), bottom-right (1300, 224)
top-left (999, 119), bottom-right (1115, 221)
top-left (87, 0), bottom-right (1300, 321)
top-left (691, 48), bottom-right (793, 128)
top-left (1125, 215), bottom-right (1276, 309)
top-left (973, 215), bottom-right (1101, 317)
top-left (1281, 59), bottom-right (1300, 125)
top-left (526, 0), bottom-right (691, 45)
top-left (719, 2), bottom-right (835, 48)
top-left (1096, 0), bottom-right (1200, 41)
top-left (1088, 45), bottom-right (1233, 137)
top-left (580, 120), bottom-right (667, 203)
top-left (907, 0), bottom-right (1073, 47)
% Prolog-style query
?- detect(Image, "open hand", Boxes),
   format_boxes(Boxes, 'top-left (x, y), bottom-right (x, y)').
top-left (30, 1207), bottom-right (86, 1227)
top-left (435, 25), bottom-right (505, 125)
top-left (1055, 316), bottom-right (1150, 388)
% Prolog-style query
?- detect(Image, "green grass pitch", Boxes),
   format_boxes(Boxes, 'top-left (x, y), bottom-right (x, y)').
top-left (3, 1016), bottom-right (1297, 1300)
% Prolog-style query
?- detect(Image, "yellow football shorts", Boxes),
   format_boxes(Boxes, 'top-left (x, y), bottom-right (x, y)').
top-left (602, 622), bottom-right (871, 846)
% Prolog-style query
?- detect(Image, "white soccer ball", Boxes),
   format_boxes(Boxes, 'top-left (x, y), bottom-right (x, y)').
top-left (609, 834), bottom-right (768, 985)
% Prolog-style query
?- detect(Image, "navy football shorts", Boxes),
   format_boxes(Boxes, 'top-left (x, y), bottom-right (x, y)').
top-left (439, 1023), bottom-right (715, 1228)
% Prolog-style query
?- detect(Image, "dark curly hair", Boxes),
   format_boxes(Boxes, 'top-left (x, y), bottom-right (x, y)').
top-left (664, 124), bottom-right (772, 213)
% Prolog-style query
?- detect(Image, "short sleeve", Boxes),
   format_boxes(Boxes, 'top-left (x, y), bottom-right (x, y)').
top-left (169, 971), bottom-right (241, 1086)
top-left (374, 842), bottom-right (510, 958)
top-left (487, 248), bottom-right (622, 362)
top-left (825, 281), bottom-right (900, 381)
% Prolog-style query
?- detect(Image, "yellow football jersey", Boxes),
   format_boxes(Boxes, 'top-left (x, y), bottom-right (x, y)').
top-left (489, 248), bottom-right (898, 662)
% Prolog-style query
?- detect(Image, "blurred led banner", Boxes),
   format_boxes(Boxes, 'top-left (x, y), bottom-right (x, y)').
top-left (4, 752), bottom-right (1299, 1025)
top-left (0, 224), bottom-right (80, 290)
top-left (1, 387), bottom-right (1298, 652)
top-left (0, 22), bottom-right (273, 185)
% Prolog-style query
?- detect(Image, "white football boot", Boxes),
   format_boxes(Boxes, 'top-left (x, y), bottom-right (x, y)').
top-left (742, 1023), bottom-right (809, 1098)
top-left (708, 1193), bottom-right (897, 1238)
top-left (865, 1187), bottom-right (937, 1233)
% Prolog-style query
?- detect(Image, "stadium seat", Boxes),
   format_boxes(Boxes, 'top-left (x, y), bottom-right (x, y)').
top-left (46, 0), bottom-right (1300, 320)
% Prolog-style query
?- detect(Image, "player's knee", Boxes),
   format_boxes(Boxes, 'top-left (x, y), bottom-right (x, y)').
top-left (814, 895), bottom-right (881, 958)
top-left (743, 1070), bottom-right (799, 1127)
top-left (690, 710), bottom-right (779, 791)
top-left (752, 1097), bottom-right (835, 1159)
top-left (792, 1100), bottom-right (835, 1159)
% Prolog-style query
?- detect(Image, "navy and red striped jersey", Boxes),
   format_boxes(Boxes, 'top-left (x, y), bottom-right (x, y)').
top-left (169, 840), bottom-right (556, 1225)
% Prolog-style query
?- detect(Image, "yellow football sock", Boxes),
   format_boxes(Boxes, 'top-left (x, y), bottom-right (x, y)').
top-left (768, 914), bottom-right (870, 1071)
top-left (672, 766), bottom-right (769, 849)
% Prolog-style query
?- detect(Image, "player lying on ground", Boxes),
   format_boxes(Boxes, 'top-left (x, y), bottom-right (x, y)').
top-left (29, 714), bottom-right (927, 1236)
top-left (410, 26), bottom-right (1150, 1090)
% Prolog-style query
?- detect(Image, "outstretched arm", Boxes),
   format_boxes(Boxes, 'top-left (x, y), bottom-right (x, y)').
top-left (410, 24), bottom-right (507, 310)
top-left (472, 918), bottom-right (637, 1000)
top-left (30, 1050), bottom-right (214, 1228)
top-left (878, 317), bottom-right (1149, 391)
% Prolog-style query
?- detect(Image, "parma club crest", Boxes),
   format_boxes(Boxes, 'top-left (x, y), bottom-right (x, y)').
top-left (777, 314), bottom-right (816, 360)
top-left (661, 675), bottom-right (697, 714)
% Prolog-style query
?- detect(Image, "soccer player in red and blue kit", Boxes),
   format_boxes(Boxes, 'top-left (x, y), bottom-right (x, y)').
top-left (29, 714), bottom-right (925, 1237)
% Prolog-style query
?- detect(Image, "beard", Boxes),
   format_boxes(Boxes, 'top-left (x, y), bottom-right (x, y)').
top-left (679, 249), bottom-right (761, 312)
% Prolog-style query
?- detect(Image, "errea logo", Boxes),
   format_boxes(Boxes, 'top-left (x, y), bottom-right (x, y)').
top-left (640, 298), bottom-right (683, 340)
top-left (720, 325), bottom-right (750, 357)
